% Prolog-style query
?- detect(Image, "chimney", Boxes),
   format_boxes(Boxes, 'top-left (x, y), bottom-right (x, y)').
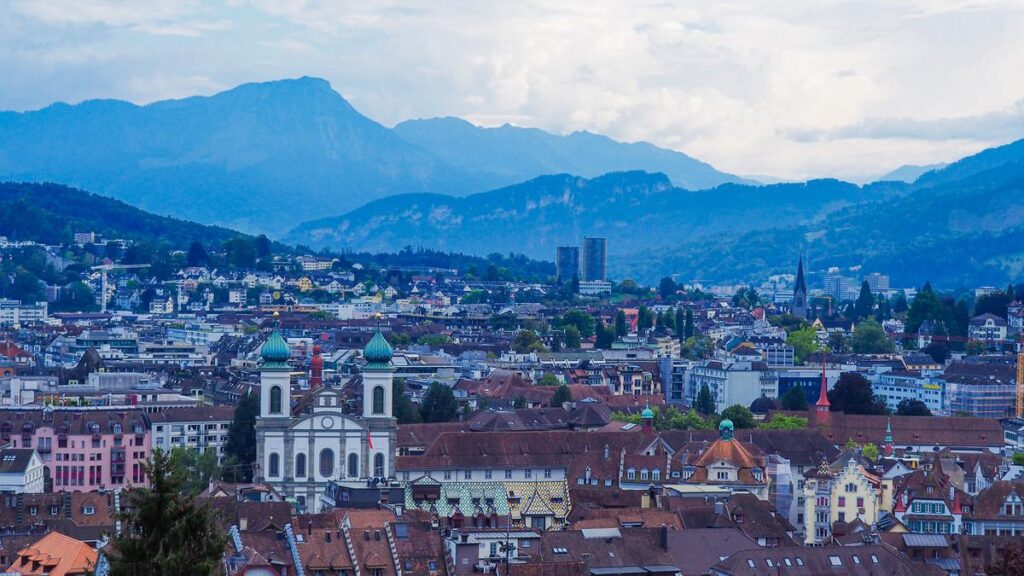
top-left (660, 525), bottom-right (669, 551)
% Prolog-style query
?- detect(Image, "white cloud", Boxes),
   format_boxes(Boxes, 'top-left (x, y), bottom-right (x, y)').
top-left (1, 0), bottom-right (1023, 180)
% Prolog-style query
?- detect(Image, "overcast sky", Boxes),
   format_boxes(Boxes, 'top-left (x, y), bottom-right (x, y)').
top-left (3, 0), bottom-right (1023, 181)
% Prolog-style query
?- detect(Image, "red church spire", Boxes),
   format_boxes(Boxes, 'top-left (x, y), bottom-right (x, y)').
top-left (815, 350), bottom-right (830, 421)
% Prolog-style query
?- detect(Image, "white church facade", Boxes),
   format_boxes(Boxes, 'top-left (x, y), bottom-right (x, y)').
top-left (254, 318), bottom-right (396, 511)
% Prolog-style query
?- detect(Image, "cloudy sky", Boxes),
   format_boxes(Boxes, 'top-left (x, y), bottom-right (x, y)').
top-left (3, 0), bottom-right (1023, 180)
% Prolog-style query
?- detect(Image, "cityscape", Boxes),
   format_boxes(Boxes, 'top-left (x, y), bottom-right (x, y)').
top-left (2, 2), bottom-right (1024, 576)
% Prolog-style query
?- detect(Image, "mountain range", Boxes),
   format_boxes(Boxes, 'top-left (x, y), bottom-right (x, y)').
top-left (287, 138), bottom-right (1024, 287)
top-left (0, 77), bottom-right (744, 235)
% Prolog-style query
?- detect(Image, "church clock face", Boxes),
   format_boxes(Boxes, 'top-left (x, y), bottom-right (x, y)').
top-left (320, 416), bottom-right (335, 429)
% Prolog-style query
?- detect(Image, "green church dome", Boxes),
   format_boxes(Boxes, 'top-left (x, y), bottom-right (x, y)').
top-left (718, 418), bottom-right (734, 441)
top-left (363, 329), bottom-right (393, 369)
top-left (261, 329), bottom-right (290, 368)
top-left (641, 407), bottom-right (655, 419)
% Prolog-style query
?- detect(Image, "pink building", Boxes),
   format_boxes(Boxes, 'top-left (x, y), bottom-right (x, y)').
top-left (0, 410), bottom-right (151, 491)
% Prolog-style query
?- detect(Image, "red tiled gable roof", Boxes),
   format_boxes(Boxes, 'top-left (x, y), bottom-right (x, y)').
top-left (772, 411), bottom-right (1004, 449)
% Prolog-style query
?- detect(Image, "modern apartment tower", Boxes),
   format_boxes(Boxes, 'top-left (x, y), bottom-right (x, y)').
top-left (556, 246), bottom-right (580, 282)
top-left (582, 237), bottom-right (607, 282)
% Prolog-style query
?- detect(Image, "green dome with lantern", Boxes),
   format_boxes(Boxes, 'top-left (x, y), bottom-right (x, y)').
top-left (641, 406), bottom-right (655, 420)
top-left (363, 329), bottom-right (393, 369)
top-left (718, 418), bottom-right (734, 441)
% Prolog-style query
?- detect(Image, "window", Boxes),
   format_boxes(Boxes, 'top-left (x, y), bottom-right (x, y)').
top-left (374, 453), bottom-right (384, 477)
top-left (296, 453), bottom-right (307, 478)
top-left (852, 555), bottom-right (861, 565)
top-left (652, 469), bottom-right (660, 481)
top-left (83, 506), bottom-right (96, 516)
top-left (747, 560), bottom-right (755, 568)
top-left (484, 470), bottom-right (493, 480)
top-left (269, 453), bottom-right (280, 477)
top-left (870, 555), bottom-right (879, 563)
top-left (348, 453), bottom-right (359, 478)
top-left (856, 497), bottom-right (864, 508)
top-left (525, 470), bottom-right (532, 479)
top-left (319, 449), bottom-right (334, 478)
top-left (795, 558), bottom-right (804, 566)
top-left (372, 386), bottom-right (386, 414)
top-left (269, 386), bottom-right (283, 414)
top-left (838, 497), bottom-right (846, 507)
top-left (505, 469), bottom-right (513, 479)
top-left (444, 471), bottom-right (452, 480)
top-left (464, 470), bottom-right (472, 480)
top-left (544, 469), bottom-right (552, 479)
top-left (627, 469), bottom-right (636, 480)
top-left (640, 469), bottom-right (649, 481)
top-left (828, 556), bottom-right (842, 566)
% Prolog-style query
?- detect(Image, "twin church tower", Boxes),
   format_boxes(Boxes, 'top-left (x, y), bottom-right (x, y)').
top-left (254, 314), bottom-right (396, 511)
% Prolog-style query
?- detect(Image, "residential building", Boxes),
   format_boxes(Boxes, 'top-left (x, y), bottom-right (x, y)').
top-left (0, 447), bottom-right (45, 493)
top-left (892, 457), bottom-right (970, 535)
top-left (1008, 301), bottom-right (1023, 337)
top-left (556, 246), bottom-right (579, 283)
top-left (687, 360), bottom-right (775, 413)
top-left (0, 409), bottom-right (151, 490)
top-left (873, 370), bottom-right (944, 414)
top-left (5, 531), bottom-right (98, 576)
top-left (940, 362), bottom-right (1017, 418)
top-left (969, 313), bottom-right (1008, 344)
top-left (577, 280), bottom-right (612, 296)
top-left (582, 237), bottom-right (607, 282)
top-left (864, 272), bottom-right (890, 293)
top-left (148, 406), bottom-right (235, 461)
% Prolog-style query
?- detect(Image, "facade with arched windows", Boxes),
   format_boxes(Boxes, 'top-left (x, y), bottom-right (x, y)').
top-left (255, 323), bottom-right (396, 512)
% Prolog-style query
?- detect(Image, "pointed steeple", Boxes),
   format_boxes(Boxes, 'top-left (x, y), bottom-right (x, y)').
top-left (883, 418), bottom-right (894, 457)
top-left (795, 256), bottom-right (807, 294)
top-left (814, 351), bottom-right (831, 421)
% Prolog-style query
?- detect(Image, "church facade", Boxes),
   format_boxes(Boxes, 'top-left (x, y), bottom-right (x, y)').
top-left (254, 321), bottom-right (397, 512)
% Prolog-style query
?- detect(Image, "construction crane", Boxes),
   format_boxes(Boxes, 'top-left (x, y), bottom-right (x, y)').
top-left (1017, 334), bottom-right (1023, 418)
top-left (91, 263), bottom-right (149, 313)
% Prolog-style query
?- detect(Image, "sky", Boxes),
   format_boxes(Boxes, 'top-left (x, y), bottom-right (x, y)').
top-left (2, 0), bottom-right (1023, 181)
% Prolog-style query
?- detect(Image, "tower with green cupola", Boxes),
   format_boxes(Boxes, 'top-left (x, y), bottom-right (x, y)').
top-left (260, 312), bottom-right (292, 420)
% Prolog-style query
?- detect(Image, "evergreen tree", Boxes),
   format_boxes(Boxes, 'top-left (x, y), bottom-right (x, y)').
top-left (420, 382), bottom-right (458, 422)
top-left (684, 309), bottom-right (695, 339)
top-left (658, 277), bottom-right (677, 299)
top-left (854, 281), bottom-right (874, 319)
top-left (638, 306), bottom-right (652, 331)
top-left (595, 321), bottom-right (614, 349)
top-left (222, 392), bottom-right (258, 482)
top-left (893, 291), bottom-right (909, 314)
top-left (109, 450), bottom-right (227, 576)
top-left (393, 380), bottom-right (422, 424)
top-left (614, 310), bottom-right (628, 337)
top-left (695, 384), bottom-right (716, 415)
top-left (550, 385), bottom-right (572, 407)
top-left (781, 387), bottom-right (809, 411)
top-left (185, 241), bottom-right (210, 267)
top-left (675, 308), bottom-right (685, 341)
top-left (255, 234), bottom-right (272, 259)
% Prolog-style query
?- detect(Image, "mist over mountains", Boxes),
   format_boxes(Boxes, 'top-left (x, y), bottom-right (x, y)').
top-left (0, 77), bottom-right (744, 236)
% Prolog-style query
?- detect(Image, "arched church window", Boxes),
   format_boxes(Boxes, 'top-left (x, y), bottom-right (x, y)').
top-left (348, 453), bottom-right (359, 478)
top-left (319, 449), bottom-right (335, 478)
top-left (295, 453), bottom-right (306, 478)
top-left (374, 453), bottom-right (385, 478)
top-left (372, 386), bottom-right (385, 414)
top-left (268, 453), bottom-right (280, 478)
top-left (270, 386), bottom-right (283, 414)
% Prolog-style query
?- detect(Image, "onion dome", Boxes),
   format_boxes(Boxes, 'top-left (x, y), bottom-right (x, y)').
top-left (363, 329), bottom-right (393, 369)
top-left (641, 406), bottom-right (655, 420)
top-left (261, 330), bottom-right (290, 369)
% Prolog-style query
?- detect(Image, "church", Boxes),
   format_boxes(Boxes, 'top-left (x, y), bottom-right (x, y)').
top-left (254, 317), bottom-right (397, 512)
